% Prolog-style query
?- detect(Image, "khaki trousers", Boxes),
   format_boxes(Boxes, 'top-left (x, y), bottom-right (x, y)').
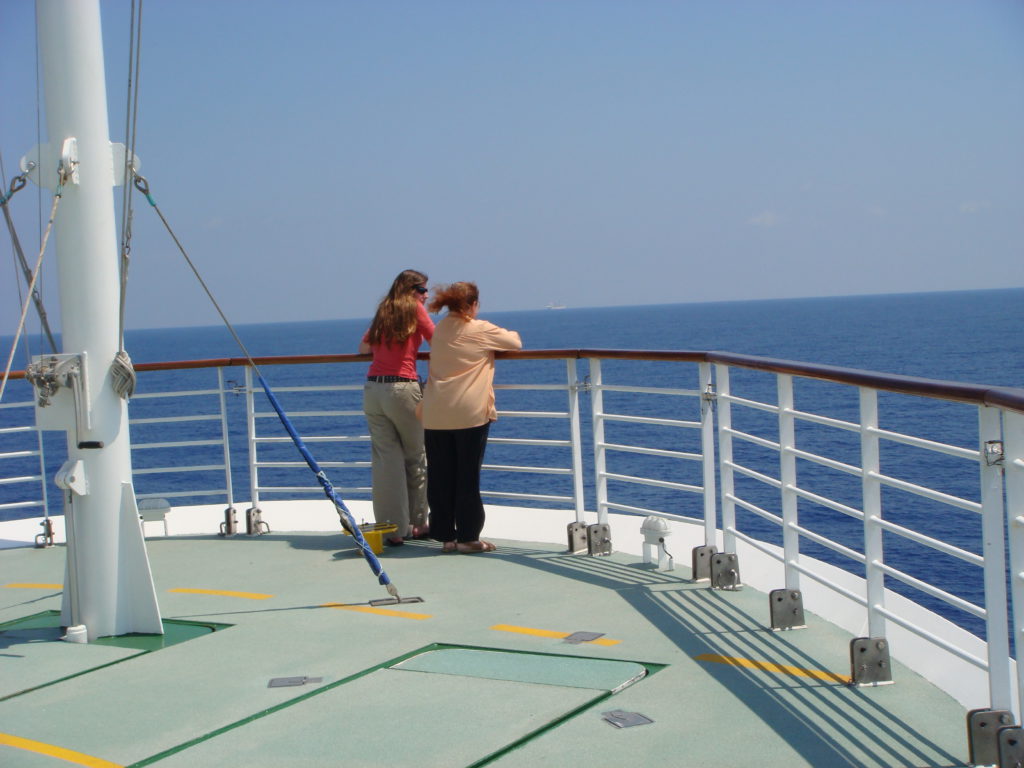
top-left (363, 381), bottom-right (428, 537)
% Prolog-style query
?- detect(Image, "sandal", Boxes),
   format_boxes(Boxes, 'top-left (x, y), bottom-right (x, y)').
top-left (411, 524), bottom-right (430, 540)
top-left (441, 541), bottom-right (457, 553)
top-left (456, 540), bottom-right (496, 554)
top-left (385, 536), bottom-right (405, 546)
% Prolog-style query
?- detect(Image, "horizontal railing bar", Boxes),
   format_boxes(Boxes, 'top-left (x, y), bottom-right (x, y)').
top-left (139, 489), bottom-right (226, 499)
top-left (0, 425), bottom-right (37, 435)
top-left (872, 516), bottom-right (984, 567)
top-left (873, 603), bottom-right (989, 670)
top-left (873, 560), bottom-right (986, 619)
top-left (131, 389), bottom-right (221, 399)
top-left (866, 425), bottom-right (979, 461)
top-left (869, 470), bottom-right (982, 512)
top-left (599, 442), bottom-right (702, 461)
top-left (256, 435), bottom-right (369, 443)
top-left (0, 450), bottom-right (40, 460)
top-left (724, 461), bottom-right (782, 488)
top-left (722, 427), bottom-right (780, 451)
top-left (494, 384), bottom-right (567, 391)
top-left (596, 384), bottom-right (701, 397)
top-left (481, 490), bottom-right (573, 503)
top-left (255, 486), bottom-right (366, 495)
top-left (785, 446), bottom-right (862, 477)
top-left (496, 411), bottom-right (569, 419)
top-left (488, 437), bottom-right (571, 448)
top-left (726, 493), bottom-right (782, 525)
top-left (718, 393), bottom-right (780, 414)
top-left (0, 474), bottom-right (42, 485)
top-left (0, 500), bottom-right (44, 510)
top-left (787, 556), bottom-right (870, 607)
top-left (130, 415), bottom-right (220, 425)
top-left (134, 465), bottom-right (225, 475)
top-left (255, 410), bottom-right (362, 419)
top-left (790, 408), bottom-right (860, 432)
top-left (790, 485), bottom-right (864, 520)
top-left (483, 463), bottom-right (572, 475)
top-left (791, 522), bottom-right (866, 564)
top-left (133, 440), bottom-right (223, 450)
top-left (601, 471), bottom-right (703, 494)
top-left (605, 501), bottom-right (701, 524)
top-left (255, 461), bottom-right (370, 469)
top-left (599, 413), bottom-right (701, 429)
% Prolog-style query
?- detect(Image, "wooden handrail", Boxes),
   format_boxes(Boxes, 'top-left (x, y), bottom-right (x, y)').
top-left (8, 349), bottom-right (1024, 414)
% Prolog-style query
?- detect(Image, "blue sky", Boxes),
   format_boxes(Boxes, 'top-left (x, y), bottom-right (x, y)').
top-left (2, 0), bottom-right (1022, 331)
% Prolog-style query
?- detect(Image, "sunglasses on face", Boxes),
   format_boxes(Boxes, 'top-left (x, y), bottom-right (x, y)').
top-left (413, 285), bottom-right (428, 294)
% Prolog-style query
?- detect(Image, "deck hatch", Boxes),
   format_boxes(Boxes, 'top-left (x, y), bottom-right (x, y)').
top-left (392, 647), bottom-right (647, 691)
top-left (124, 643), bottom-right (663, 768)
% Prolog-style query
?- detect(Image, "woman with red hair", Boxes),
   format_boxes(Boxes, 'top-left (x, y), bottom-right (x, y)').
top-left (421, 282), bottom-right (522, 553)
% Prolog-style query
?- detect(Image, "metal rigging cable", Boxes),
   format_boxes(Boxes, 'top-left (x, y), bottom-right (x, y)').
top-left (112, 0), bottom-right (145, 400)
top-left (132, 172), bottom-right (421, 605)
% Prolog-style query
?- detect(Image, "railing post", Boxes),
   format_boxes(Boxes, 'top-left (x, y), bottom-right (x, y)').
top-left (244, 366), bottom-right (260, 512)
top-left (859, 386), bottom-right (886, 639)
top-left (566, 358), bottom-right (586, 524)
top-left (589, 358), bottom-right (608, 527)
top-left (778, 374), bottom-right (800, 592)
top-left (716, 363), bottom-right (736, 555)
top-left (699, 362), bottom-right (717, 543)
top-left (967, 405), bottom-right (1017, 765)
top-left (1002, 409), bottom-right (1024, 722)
top-left (217, 368), bottom-right (235, 509)
top-left (216, 368), bottom-right (238, 535)
top-left (978, 406), bottom-right (1013, 712)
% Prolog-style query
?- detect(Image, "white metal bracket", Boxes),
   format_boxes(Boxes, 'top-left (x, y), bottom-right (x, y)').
top-left (55, 459), bottom-right (88, 496)
top-left (59, 137), bottom-right (80, 185)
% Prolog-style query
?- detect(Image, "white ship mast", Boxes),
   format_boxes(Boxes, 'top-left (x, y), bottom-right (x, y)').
top-left (24, 0), bottom-right (162, 640)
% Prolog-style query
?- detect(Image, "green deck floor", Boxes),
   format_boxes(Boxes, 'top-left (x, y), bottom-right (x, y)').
top-left (0, 532), bottom-right (970, 767)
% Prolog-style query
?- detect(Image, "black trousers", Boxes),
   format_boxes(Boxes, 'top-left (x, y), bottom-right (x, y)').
top-left (424, 423), bottom-right (490, 543)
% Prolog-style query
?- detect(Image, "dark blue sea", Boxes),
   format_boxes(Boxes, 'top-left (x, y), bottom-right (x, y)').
top-left (2, 287), bottom-right (1022, 639)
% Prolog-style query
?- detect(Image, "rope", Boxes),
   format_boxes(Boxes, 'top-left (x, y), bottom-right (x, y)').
top-left (0, 169), bottom-right (66, 405)
top-left (134, 172), bottom-right (402, 599)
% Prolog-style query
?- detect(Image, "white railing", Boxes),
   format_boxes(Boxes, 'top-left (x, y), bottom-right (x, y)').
top-left (1, 349), bottom-right (1021, 724)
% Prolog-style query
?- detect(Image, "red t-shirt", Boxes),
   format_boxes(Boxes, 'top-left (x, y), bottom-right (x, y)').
top-left (363, 303), bottom-right (434, 379)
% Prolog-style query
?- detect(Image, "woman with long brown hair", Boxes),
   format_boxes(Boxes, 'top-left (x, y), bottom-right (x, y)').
top-left (420, 282), bottom-right (521, 553)
top-left (359, 269), bottom-right (434, 545)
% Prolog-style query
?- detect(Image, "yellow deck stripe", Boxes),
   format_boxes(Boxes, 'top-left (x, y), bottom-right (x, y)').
top-left (168, 588), bottom-right (272, 600)
top-left (0, 732), bottom-right (122, 768)
top-left (322, 603), bottom-right (431, 620)
top-left (2, 583), bottom-right (62, 590)
top-left (694, 653), bottom-right (848, 682)
top-left (491, 624), bottom-right (621, 646)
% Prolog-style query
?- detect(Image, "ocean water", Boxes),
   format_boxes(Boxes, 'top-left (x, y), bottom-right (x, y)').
top-left (2, 287), bottom-right (1022, 638)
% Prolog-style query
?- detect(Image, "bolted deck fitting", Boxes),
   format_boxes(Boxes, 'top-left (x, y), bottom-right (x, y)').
top-left (245, 507), bottom-right (270, 536)
top-left (710, 552), bottom-right (740, 589)
top-left (998, 725), bottom-right (1024, 768)
top-left (219, 506), bottom-right (238, 536)
top-left (566, 522), bottom-right (588, 554)
top-left (587, 523), bottom-right (612, 556)
top-left (691, 544), bottom-right (717, 581)
top-left (967, 708), bottom-right (1016, 767)
top-left (769, 589), bottom-right (805, 630)
top-left (849, 637), bottom-right (892, 685)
